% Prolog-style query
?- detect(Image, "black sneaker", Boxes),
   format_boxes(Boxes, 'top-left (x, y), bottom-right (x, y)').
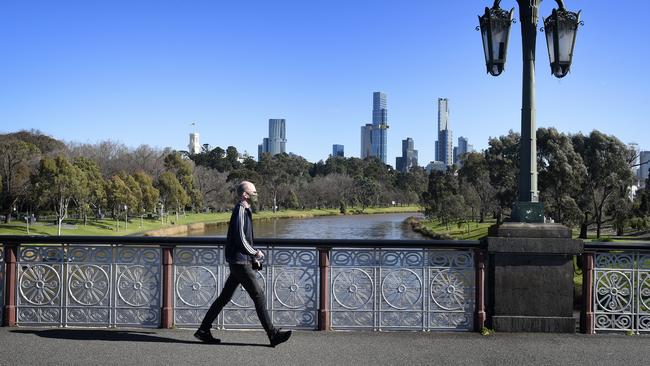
top-left (269, 329), bottom-right (292, 347)
top-left (194, 329), bottom-right (221, 344)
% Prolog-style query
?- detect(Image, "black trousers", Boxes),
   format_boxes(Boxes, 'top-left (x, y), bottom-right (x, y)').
top-left (199, 262), bottom-right (274, 336)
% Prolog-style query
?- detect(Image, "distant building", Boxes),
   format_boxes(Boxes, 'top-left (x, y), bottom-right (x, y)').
top-left (188, 132), bottom-right (200, 155)
top-left (454, 136), bottom-right (473, 167)
top-left (258, 119), bottom-right (287, 158)
top-left (360, 124), bottom-right (373, 158)
top-left (396, 138), bottom-right (418, 173)
top-left (360, 92), bottom-right (389, 163)
top-left (332, 144), bottom-right (345, 157)
top-left (640, 150), bottom-right (650, 189)
top-left (426, 161), bottom-right (447, 174)
top-left (435, 98), bottom-right (453, 166)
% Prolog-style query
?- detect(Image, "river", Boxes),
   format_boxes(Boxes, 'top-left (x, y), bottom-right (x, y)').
top-left (190, 212), bottom-right (425, 240)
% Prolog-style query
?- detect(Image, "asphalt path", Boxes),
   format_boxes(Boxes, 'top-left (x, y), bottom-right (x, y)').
top-left (1, 327), bottom-right (648, 366)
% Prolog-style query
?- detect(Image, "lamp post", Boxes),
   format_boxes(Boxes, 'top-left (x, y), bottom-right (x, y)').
top-left (478, 0), bottom-right (581, 222)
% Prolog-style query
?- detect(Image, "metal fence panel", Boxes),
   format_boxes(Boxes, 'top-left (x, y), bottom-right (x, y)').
top-left (16, 245), bottom-right (160, 327)
top-left (594, 252), bottom-right (650, 333)
top-left (330, 248), bottom-right (474, 331)
top-left (173, 246), bottom-right (318, 330)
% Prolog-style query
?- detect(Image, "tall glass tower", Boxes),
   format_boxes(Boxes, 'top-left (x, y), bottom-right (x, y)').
top-left (371, 92), bottom-right (388, 164)
top-left (258, 119), bottom-right (286, 159)
top-left (436, 98), bottom-right (453, 166)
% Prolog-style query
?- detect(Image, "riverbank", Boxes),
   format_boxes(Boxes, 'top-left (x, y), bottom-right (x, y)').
top-left (404, 216), bottom-right (494, 240)
top-left (0, 206), bottom-right (422, 236)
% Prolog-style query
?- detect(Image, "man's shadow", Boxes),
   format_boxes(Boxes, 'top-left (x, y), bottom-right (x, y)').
top-left (11, 329), bottom-right (269, 347)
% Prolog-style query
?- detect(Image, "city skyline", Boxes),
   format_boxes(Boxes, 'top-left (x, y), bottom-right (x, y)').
top-left (1, 1), bottom-right (648, 165)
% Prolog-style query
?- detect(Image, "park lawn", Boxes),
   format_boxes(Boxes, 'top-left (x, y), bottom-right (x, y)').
top-left (0, 205), bottom-right (422, 236)
top-left (417, 219), bottom-right (495, 240)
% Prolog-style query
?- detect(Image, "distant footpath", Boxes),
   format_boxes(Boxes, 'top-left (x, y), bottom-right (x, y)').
top-left (0, 206), bottom-right (422, 237)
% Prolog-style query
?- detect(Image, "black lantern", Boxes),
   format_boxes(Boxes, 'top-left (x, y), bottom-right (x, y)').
top-left (478, 0), bottom-right (514, 76)
top-left (543, 3), bottom-right (582, 78)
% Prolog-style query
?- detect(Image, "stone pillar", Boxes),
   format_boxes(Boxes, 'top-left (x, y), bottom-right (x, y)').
top-left (580, 252), bottom-right (594, 334)
top-left (474, 249), bottom-right (486, 331)
top-left (318, 248), bottom-right (330, 331)
top-left (161, 246), bottom-right (174, 329)
top-left (4, 244), bottom-right (18, 327)
top-left (484, 223), bottom-right (582, 332)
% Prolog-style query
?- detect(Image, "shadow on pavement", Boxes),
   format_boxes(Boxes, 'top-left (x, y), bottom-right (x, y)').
top-left (10, 329), bottom-right (269, 347)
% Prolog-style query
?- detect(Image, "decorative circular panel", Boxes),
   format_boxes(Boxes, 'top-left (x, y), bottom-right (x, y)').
top-left (381, 269), bottom-right (422, 310)
top-left (333, 269), bottom-right (373, 310)
top-left (118, 265), bottom-right (157, 307)
top-left (20, 264), bottom-right (61, 305)
top-left (176, 266), bottom-right (218, 307)
top-left (69, 265), bottom-right (109, 306)
top-left (596, 271), bottom-right (632, 312)
top-left (273, 269), bottom-right (313, 309)
top-left (430, 269), bottom-right (467, 311)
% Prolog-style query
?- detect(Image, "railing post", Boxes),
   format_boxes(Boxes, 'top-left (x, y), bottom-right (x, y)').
top-left (580, 252), bottom-right (594, 334)
top-left (318, 247), bottom-right (330, 331)
top-left (4, 243), bottom-right (18, 327)
top-left (474, 248), bottom-right (486, 332)
top-left (161, 245), bottom-right (174, 329)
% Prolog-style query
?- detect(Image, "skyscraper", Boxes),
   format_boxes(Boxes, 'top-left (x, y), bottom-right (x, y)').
top-left (359, 92), bottom-right (389, 163)
top-left (332, 144), bottom-right (344, 157)
top-left (396, 138), bottom-right (418, 173)
top-left (360, 124), bottom-right (373, 159)
top-left (258, 119), bottom-right (286, 158)
top-left (372, 92), bottom-right (389, 164)
top-left (435, 98), bottom-right (453, 166)
top-left (454, 136), bottom-right (473, 167)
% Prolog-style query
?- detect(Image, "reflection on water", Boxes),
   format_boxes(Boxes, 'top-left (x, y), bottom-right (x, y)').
top-left (192, 212), bottom-right (425, 240)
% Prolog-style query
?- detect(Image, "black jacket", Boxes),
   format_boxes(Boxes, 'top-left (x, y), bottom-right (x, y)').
top-left (225, 202), bottom-right (257, 264)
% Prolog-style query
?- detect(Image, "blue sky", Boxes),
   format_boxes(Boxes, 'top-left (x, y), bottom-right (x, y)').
top-left (1, 0), bottom-right (648, 166)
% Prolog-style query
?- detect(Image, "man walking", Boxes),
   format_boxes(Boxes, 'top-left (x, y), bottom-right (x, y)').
top-left (194, 181), bottom-right (292, 347)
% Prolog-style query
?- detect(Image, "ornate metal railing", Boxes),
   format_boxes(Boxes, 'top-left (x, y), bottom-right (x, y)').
top-left (15, 245), bottom-right (161, 327)
top-left (173, 245), bottom-right (318, 330)
top-left (0, 236), bottom-right (483, 331)
top-left (330, 248), bottom-right (474, 330)
top-left (582, 242), bottom-right (650, 334)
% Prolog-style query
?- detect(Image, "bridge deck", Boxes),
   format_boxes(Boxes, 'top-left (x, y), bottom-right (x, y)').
top-left (1, 327), bottom-right (648, 365)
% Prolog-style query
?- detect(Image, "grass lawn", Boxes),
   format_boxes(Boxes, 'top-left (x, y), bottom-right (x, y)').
top-left (414, 219), bottom-right (495, 240)
top-left (0, 205), bottom-right (422, 236)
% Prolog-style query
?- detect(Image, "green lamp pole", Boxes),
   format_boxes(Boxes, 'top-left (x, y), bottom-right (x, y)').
top-left (478, 0), bottom-right (582, 222)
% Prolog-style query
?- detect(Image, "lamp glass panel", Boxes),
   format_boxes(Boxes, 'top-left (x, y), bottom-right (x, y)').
top-left (557, 24), bottom-right (576, 63)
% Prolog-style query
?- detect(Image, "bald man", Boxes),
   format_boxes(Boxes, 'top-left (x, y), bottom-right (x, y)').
top-left (194, 181), bottom-right (292, 347)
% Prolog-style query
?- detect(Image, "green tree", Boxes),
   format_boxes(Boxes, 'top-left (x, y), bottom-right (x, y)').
top-left (537, 128), bottom-right (586, 227)
top-left (458, 152), bottom-right (496, 223)
top-left (352, 176), bottom-right (380, 211)
top-left (572, 131), bottom-right (635, 238)
top-left (134, 171), bottom-right (160, 216)
top-left (33, 156), bottom-right (87, 235)
top-left (422, 169), bottom-right (466, 230)
top-left (157, 171), bottom-right (189, 222)
top-left (164, 152), bottom-right (202, 212)
top-left (0, 139), bottom-right (40, 222)
top-left (484, 131), bottom-right (519, 224)
top-left (106, 174), bottom-right (138, 229)
top-left (73, 157), bottom-right (107, 225)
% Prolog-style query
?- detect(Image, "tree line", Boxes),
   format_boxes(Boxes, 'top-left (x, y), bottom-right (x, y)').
top-left (0, 130), bottom-right (427, 234)
top-left (2, 129), bottom-right (647, 238)
top-left (423, 128), bottom-right (650, 238)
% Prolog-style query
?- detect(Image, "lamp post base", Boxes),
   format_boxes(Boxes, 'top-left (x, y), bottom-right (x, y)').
top-left (511, 201), bottom-right (545, 223)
